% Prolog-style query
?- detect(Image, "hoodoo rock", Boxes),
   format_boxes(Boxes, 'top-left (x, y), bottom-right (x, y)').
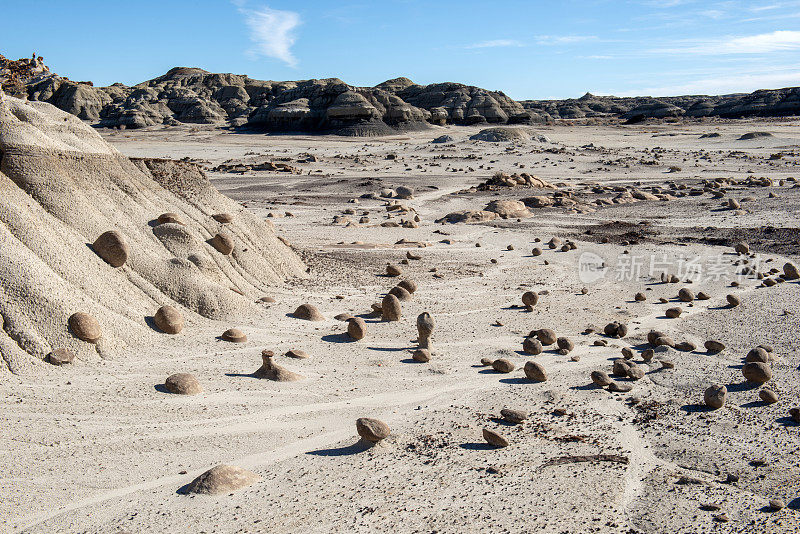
top-left (397, 279), bottom-right (418, 294)
top-left (492, 358), bottom-right (515, 373)
top-left (536, 328), bottom-right (557, 345)
top-left (254, 351), bottom-right (304, 381)
top-left (416, 312), bottom-right (435, 349)
top-left (388, 286), bottom-right (412, 301)
top-left (590, 370), bottom-right (613, 387)
top-left (523, 336), bottom-right (543, 355)
top-left (522, 291), bottom-right (538, 311)
top-left (784, 262), bottom-right (800, 280)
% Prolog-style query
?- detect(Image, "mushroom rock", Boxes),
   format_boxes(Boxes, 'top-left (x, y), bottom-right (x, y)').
top-left (254, 350), bottom-right (304, 381)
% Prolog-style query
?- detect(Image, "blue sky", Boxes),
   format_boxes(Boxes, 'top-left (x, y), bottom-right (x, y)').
top-left (4, 0), bottom-right (800, 99)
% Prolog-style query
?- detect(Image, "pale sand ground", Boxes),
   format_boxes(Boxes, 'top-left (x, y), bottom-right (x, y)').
top-left (3, 120), bottom-right (800, 533)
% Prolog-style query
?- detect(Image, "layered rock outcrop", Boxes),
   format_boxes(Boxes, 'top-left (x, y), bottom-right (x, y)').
top-left (4, 53), bottom-right (800, 133)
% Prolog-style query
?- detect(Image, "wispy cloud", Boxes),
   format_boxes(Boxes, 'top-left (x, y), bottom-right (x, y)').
top-left (653, 30), bottom-right (800, 55)
top-left (235, 2), bottom-right (301, 67)
top-left (536, 35), bottom-right (598, 45)
top-left (465, 39), bottom-right (525, 49)
top-left (611, 67), bottom-right (800, 96)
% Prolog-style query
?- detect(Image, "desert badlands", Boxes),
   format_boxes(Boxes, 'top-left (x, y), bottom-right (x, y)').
top-left (2, 53), bottom-right (800, 534)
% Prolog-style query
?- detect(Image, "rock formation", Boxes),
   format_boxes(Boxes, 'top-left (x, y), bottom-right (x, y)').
top-left (9, 53), bottom-right (799, 134)
top-left (0, 93), bottom-right (304, 373)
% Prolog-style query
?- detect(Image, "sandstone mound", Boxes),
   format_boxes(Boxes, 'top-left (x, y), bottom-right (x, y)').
top-left (477, 172), bottom-right (556, 190)
top-left (0, 94), bottom-right (305, 373)
top-left (470, 127), bottom-right (526, 142)
top-left (435, 210), bottom-right (498, 224)
top-left (484, 200), bottom-right (532, 219)
top-left (432, 135), bottom-right (455, 143)
top-left (470, 127), bottom-right (547, 143)
top-left (183, 464), bottom-right (260, 495)
top-left (738, 131), bottom-right (773, 140)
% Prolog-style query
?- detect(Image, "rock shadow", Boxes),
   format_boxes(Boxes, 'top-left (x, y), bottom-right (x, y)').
top-left (307, 439), bottom-right (374, 456)
top-left (458, 442), bottom-right (495, 451)
top-left (321, 333), bottom-right (355, 344)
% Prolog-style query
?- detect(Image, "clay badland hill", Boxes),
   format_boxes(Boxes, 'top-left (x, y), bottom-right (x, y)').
top-left (3, 53), bottom-right (800, 135)
top-left (0, 89), bottom-right (304, 372)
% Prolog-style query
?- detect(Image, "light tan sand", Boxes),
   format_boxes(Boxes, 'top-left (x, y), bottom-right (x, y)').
top-left (2, 117), bottom-right (800, 533)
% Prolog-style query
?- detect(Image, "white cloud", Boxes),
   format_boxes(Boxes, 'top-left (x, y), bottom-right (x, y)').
top-left (536, 35), bottom-right (598, 45)
top-left (654, 30), bottom-right (800, 55)
top-left (465, 39), bottom-right (525, 49)
top-left (611, 68), bottom-right (800, 96)
top-left (236, 3), bottom-right (301, 67)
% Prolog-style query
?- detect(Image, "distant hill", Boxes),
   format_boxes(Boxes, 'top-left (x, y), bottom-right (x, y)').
top-left (521, 90), bottom-right (800, 121)
top-left (3, 52), bottom-right (799, 135)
